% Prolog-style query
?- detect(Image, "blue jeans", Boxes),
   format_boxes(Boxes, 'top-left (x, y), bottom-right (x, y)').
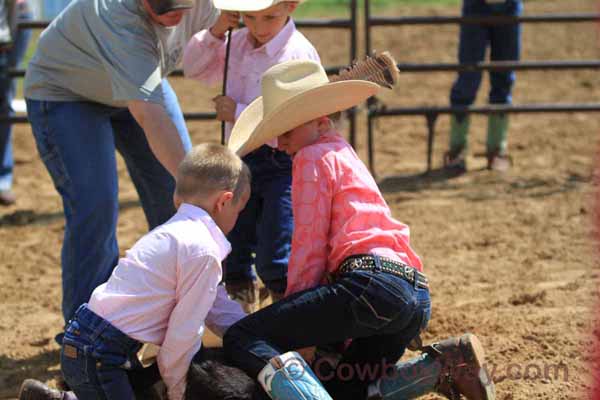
top-left (26, 80), bottom-right (191, 326)
top-left (225, 145), bottom-right (293, 294)
top-left (223, 266), bottom-right (431, 399)
top-left (450, 0), bottom-right (523, 106)
top-left (61, 304), bottom-right (150, 400)
top-left (0, 6), bottom-right (32, 191)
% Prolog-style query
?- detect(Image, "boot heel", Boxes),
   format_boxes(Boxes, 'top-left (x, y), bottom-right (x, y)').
top-left (461, 334), bottom-right (495, 400)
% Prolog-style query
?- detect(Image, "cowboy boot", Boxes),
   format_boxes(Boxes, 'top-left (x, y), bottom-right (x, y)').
top-left (486, 114), bottom-right (511, 171)
top-left (366, 333), bottom-right (495, 400)
top-left (258, 351), bottom-right (333, 400)
top-left (18, 379), bottom-right (77, 400)
top-left (444, 114), bottom-right (470, 173)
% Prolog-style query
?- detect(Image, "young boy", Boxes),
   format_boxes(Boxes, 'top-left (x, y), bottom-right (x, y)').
top-left (183, 0), bottom-right (320, 311)
top-left (19, 144), bottom-right (251, 400)
top-left (223, 60), bottom-right (496, 400)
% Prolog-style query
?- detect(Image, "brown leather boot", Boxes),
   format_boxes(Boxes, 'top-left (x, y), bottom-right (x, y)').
top-left (423, 333), bottom-right (495, 400)
top-left (18, 380), bottom-right (69, 400)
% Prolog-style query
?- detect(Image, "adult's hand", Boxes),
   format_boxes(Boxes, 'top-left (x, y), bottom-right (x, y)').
top-left (128, 100), bottom-right (186, 178)
top-left (209, 11), bottom-right (240, 39)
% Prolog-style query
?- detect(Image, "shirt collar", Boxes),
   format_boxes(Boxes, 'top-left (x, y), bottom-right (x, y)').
top-left (177, 203), bottom-right (232, 261)
top-left (247, 17), bottom-right (296, 57)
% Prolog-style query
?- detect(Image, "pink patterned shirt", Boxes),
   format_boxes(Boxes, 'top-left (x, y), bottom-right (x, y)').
top-left (285, 131), bottom-right (423, 296)
top-left (182, 18), bottom-right (320, 145)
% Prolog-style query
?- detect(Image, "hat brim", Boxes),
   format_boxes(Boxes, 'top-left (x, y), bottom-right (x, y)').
top-left (228, 80), bottom-right (379, 157)
top-left (213, 0), bottom-right (304, 11)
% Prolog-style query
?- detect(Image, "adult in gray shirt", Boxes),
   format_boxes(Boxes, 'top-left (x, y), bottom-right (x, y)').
top-left (24, 0), bottom-right (219, 335)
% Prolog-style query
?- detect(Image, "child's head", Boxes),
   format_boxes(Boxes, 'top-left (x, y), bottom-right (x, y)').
top-left (228, 60), bottom-right (380, 157)
top-left (214, 0), bottom-right (303, 46)
top-left (242, 2), bottom-right (298, 46)
top-left (175, 143), bottom-right (251, 234)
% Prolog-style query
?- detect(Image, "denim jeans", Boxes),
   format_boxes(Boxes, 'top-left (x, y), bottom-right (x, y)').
top-left (0, 5), bottom-right (32, 191)
top-left (223, 267), bottom-right (431, 399)
top-left (450, 0), bottom-right (523, 106)
top-left (61, 304), bottom-right (151, 400)
top-left (225, 145), bottom-right (293, 294)
top-left (26, 80), bottom-right (191, 326)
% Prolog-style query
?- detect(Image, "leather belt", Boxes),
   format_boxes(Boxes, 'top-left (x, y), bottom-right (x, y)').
top-left (337, 254), bottom-right (429, 290)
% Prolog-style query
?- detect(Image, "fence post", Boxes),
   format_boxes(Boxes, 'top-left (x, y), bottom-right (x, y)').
top-left (425, 112), bottom-right (439, 173)
top-left (348, 0), bottom-right (358, 148)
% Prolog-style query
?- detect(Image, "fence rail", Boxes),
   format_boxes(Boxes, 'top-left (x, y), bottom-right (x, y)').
top-left (367, 13), bottom-right (600, 26)
top-left (364, 1), bottom-right (600, 176)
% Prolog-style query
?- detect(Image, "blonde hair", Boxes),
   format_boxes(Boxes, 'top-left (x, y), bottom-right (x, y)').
top-left (176, 143), bottom-right (251, 203)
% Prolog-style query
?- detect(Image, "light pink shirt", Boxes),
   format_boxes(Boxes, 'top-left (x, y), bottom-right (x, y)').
top-left (285, 132), bottom-right (424, 297)
top-left (182, 18), bottom-right (320, 145)
top-left (88, 204), bottom-right (246, 400)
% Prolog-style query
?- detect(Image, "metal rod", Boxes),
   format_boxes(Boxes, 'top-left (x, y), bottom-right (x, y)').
top-left (368, 13), bottom-right (600, 26)
top-left (221, 28), bottom-right (233, 145)
top-left (372, 103), bottom-right (600, 117)
top-left (348, 0), bottom-right (358, 148)
top-left (396, 60), bottom-right (600, 73)
top-left (367, 111), bottom-right (375, 176)
top-left (425, 113), bottom-right (438, 173)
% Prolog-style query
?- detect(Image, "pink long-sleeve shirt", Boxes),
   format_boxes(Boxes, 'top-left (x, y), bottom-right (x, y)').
top-left (88, 204), bottom-right (246, 400)
top-left (182, 18), bottom-right (320, 145)
top-left (285, 131), bottom-right (424, 297)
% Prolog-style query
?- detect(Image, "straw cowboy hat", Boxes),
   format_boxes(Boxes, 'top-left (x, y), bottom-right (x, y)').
top-left (213, 0), bottom-right (306, 12)
top-left (228, 60), bottom-right (379, 157)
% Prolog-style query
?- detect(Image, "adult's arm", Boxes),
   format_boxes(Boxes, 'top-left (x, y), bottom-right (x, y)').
top-left (128, 100), bottom-right (186, 178)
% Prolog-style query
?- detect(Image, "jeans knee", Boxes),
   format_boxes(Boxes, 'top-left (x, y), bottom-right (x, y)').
top-left (223, 325), bottom-right (242, 357)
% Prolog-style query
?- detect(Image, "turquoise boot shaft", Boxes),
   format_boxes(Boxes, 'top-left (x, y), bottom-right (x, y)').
top-left (367, 334), bottom-right (495, 400)
top-left (258, 351), bottom-right (333, 400)
top-left (367, 353), bottom-right (440, 399)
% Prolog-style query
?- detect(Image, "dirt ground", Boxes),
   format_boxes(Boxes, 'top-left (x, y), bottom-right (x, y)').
top-left (1, 0), bottom-right (599, 398)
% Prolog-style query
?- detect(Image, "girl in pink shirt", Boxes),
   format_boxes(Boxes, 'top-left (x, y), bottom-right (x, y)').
top-left (223, 60), bottom-right (495, 400)
top-left (183, 0), bottom-right (320, 311)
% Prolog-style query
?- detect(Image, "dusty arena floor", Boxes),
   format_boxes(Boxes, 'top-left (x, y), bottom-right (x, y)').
top-left (1, 0), bottom-right (599, 398)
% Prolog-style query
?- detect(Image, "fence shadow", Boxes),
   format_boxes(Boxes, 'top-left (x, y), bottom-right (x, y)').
top-left (0, 199), bottom-right (142, 228)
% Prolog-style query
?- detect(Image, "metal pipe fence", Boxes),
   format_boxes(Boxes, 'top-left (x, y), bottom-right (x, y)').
top-left (364, 1), bottom-right (600, 176)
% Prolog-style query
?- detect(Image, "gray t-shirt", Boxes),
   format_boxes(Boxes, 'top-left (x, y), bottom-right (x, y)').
top-left (24, 0), bottom-right (218, 108)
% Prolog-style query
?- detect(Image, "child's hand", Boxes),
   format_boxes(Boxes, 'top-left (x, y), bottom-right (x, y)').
top-left (212, 95), bottom-right (236, 122)
top-left (210, 11), bottom-right (240, 39)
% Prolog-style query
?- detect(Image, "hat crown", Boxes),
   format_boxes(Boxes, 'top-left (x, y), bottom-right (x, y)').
top-left (261, 60), bottom-right (329, 117)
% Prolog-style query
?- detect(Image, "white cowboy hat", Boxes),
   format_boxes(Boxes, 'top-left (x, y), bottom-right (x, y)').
top-left (213, 0), bottom-right (306, 11)
top-left (228, 60), bottom-right (379, 157)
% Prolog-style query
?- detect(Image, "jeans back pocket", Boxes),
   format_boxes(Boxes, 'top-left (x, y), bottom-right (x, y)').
top-left (348, 272), bottom-right (417, 331)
